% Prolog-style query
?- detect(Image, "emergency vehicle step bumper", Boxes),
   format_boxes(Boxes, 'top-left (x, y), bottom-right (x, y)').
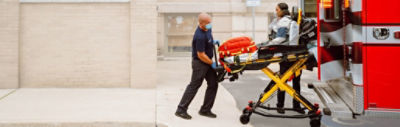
top-left (311, 82), bottom-right (353, 118)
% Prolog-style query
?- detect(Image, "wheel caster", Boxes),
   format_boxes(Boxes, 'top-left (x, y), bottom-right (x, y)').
top-left (240, 114), bottom-right (250, 124)
top-left (309, 116), bottom-right (321, 127)
top-left (307, 83), bottom-right (314, 89)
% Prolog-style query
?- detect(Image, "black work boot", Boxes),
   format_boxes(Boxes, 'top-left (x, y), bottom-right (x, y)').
top-left (199, 111), bottom-right (217, 118)
top-left (276, 107), bottom-right (285, 114)
top-left (175, 111), bottom-right (192, 120)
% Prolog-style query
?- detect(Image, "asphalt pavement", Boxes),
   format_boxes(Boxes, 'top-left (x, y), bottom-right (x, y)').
top-left (221, 63), bottom-right (400, 127)
top-left (221, 63), bottom-right (325, 127)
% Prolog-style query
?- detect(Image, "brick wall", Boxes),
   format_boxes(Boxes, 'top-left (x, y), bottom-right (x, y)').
top-left (130, 0), bottom-right (157, 88)
top-left (0, 1), bottom-right (159, 88)
top-left (157, 0), bottom-right (298, 50)
top-left (20, 3), bottom-right (131, 88)
top-left (0, 0), bottom-right (297, 88)
top-left (0, 0), bottom-right (19, 88)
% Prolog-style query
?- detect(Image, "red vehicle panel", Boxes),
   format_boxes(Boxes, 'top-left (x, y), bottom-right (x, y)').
top-left (318, 0), bottom-right (400, 112)
top-left (365, 45), bottom-right (400, 109)
top-left (363, 0), bottom-right (400, 110)
top-left (363, 0), bottom-right (400, 25)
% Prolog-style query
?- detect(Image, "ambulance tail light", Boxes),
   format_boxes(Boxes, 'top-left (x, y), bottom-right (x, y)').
top-left (344, 0), bottom-right (350, 8)
top-left (395, 31), bottom-right (400, 39)
top-left (322, 0), bottom-right (333, 8)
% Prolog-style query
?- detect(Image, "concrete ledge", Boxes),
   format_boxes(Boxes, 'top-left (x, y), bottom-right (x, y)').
top-left (20, 0), bottom-right (130, 3)
top-left (0, 89), bottom-right (16, 100)
top-left (0, 122), bottom-right (154, 127)
top-left (0, 88), bottom-right (155, 127)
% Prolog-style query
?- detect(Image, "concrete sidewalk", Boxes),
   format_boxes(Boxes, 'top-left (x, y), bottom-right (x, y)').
top-left (0, 57), bottom-right (251, 127)
top-left (156, 57), bottom-right (253, 127)
top-left (0, 88), bottom-right (155, 127)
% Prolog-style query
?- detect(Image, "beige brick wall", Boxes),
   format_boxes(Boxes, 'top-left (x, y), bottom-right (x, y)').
top-left (156, 0), bottom-right (298, 51)
top-left (130, 0), bottom-right (157, 88)
top-left (20, 3), bottom-right (131, 88)
top-left (213, 13), bottom-right (234, 41)
top-left (157, 13), bottom-right (165, 55)
top-left (0, 0), bottom-right (19, 88)
top-left (0, 0), bottom-right (298, 88)
top-left (158, 0), bottom-right (230, 2)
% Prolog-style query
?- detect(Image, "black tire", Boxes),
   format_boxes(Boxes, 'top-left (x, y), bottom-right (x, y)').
top-left (242, 108), bottom-right (248, 113)
top-left (310, 117), bottom-right (321, 127)
top-left (240, 114), bottom-right (250, 124)
top-left (307, 83), bottom-right (314, 89)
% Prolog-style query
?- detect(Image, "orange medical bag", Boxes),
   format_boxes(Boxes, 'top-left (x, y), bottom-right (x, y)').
top-left (218, 36), bottom-right (258, 58)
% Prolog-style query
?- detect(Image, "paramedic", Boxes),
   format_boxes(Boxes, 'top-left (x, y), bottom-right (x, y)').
top-left (175, 13), bottom-right (219, 120)
top-left (266, 3), bottom-right (305, 114)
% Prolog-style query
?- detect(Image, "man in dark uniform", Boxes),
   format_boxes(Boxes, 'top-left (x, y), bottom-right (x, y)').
top-left (175, 13), bottom-right (220, 120)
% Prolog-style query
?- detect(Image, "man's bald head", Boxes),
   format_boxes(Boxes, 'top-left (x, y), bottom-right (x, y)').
top-left (198, 13), bottom-right (211, 23)
top-left (198, 12), bottom-right (212, 31)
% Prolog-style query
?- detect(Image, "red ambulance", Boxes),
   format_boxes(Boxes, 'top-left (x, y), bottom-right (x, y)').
top-left (315, 0), bottom-right (400, 118)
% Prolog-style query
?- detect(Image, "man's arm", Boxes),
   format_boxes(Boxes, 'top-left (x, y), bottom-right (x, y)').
top-left (197, 52), bottom-right (213, 65)
top-left (194, 37), bottom-right (213, 65)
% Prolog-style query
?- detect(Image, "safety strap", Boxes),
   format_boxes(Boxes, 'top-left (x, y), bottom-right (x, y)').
top-left (225, 52), bottom-right (255, 74)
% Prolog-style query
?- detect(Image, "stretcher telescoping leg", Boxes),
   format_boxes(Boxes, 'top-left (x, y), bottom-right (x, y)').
top-left (239, 56), bottom-right (322, 127)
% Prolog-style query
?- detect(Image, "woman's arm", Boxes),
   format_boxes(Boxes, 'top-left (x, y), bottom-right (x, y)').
top-left (269, 27), bottom-right (288, 45)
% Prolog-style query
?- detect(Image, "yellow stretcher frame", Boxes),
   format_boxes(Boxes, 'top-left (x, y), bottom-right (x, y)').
top-left (227, 53), bottom-right (322, 127)
top-left (259, 56), bottom-right (313, 110)
top-left (223, 54), bottom-right (318, 111)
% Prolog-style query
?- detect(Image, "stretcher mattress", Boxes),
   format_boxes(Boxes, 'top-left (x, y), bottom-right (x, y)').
top-left (216, 45), bottom-right (310, 74)
top-left (222, 45), bottom-right (308, 64)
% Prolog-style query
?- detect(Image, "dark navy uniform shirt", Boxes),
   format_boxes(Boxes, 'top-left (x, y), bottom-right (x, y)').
top-left (192, 26), bottom-right (214, 60)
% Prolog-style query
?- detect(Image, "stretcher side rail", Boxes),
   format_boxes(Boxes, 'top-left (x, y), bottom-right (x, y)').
top-left (215, 53), bottom-right (310, 82)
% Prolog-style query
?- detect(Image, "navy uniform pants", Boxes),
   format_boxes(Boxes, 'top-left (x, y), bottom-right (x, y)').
top-left (177, 59), bottom-right (218, 113)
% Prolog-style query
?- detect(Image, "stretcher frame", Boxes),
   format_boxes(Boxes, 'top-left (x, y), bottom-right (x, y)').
top-left (215, 48), bottom-right (322, 127)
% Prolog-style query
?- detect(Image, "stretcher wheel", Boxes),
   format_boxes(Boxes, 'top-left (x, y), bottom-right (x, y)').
top-left (240, 114), bottom-right (250, 124)
top-left (309, 116), bottom-right (321, 127)
top-left (307, 83), bottom-right (314, 89)
top-left (240, 108), bottom-right (252, 124)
